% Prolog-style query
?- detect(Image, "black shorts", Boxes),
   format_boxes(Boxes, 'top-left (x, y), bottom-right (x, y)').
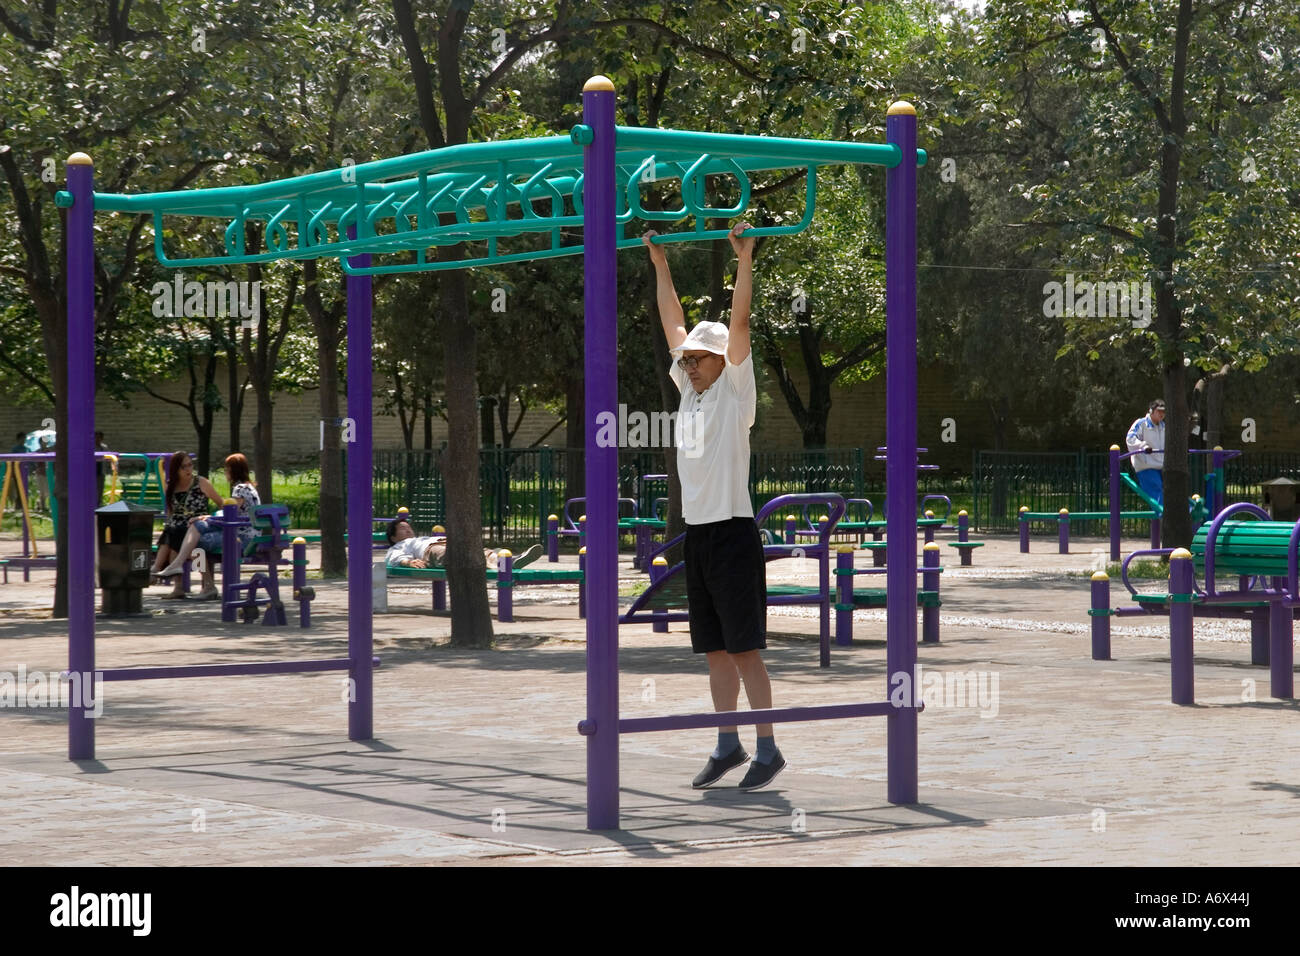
top-left (684, 516), bottom-right (767, 654)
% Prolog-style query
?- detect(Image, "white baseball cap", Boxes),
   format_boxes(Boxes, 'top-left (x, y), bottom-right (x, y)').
top-left (670, 321), bottom-right (729, 357)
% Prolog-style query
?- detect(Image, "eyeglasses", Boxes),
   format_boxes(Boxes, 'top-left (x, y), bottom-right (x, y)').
top-left (677, 354), bottom-right (717, 371)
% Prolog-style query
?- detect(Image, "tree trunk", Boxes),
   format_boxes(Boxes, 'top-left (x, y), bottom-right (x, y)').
top-left (303, 259), bottom-right (346, 574)
top-left (422, 387), bottom-right (434, 450)
top-left (480, 396), bottom-right (496, 447)
top-left (1204, 365), bottom-right (1228, 450)
top-left (227, 318), bottom-right (244, 456)
top-left (1162, 360), bottom-right (1191, 546)
top-left (439, 267), bottom-right (493, 646)
top-left (254, 392), bottom-right (274, 505)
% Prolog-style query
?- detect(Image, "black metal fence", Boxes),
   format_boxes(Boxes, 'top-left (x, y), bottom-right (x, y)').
top-left (273, 446), bottom-right (1300, 543)
top-left (972, 449), bottom-right (1300, 534)
top-left (365, 447), bottom-right (968, 547)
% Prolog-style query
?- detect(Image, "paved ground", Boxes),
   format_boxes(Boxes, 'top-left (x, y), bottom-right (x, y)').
top-left (1, 530), bottom-right (1296, 866)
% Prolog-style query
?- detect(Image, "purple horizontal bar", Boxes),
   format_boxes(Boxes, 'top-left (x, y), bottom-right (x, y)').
top-left (97, 656), bottom-right (381, 682)
top-left (619, 700), bottom-right (895, 734)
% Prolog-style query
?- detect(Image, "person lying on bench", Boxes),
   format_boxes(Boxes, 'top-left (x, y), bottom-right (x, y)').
top-left (384, 517), bottom-right (543, 570)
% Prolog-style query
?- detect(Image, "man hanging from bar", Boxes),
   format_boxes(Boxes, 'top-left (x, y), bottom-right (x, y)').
top-left (644, 222), bottom-right (783, 791)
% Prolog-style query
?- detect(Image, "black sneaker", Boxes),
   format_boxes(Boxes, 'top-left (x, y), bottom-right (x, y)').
top-left (738, 752), bottom-right (787, 791)
top-left (691, 747), bottom-right (750, 789)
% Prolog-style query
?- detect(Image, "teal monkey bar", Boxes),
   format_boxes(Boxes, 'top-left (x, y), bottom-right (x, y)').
top-left (74, 126), bottom-right (924, 276)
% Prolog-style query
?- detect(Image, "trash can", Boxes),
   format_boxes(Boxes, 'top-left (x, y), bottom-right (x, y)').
top-left (1260, 477), bottom-right (1300, 522)
top-left (97, 500), bottom-right (158, 615)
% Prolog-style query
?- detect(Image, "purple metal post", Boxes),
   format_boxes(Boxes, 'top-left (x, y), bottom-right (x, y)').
top-left (1269, 578), bottom-right (1294, 700)
top-left (220, 500), bottom-right (239, 622)
top-left (578, 546), bottom-right (587, 619)
top-left (651, 556), bottom-right (668, 633)
top-left (1250, 607), bottom-right (1269, 666)
top-left (345, 231), bottom-right (374, 740)
top-left (818, 533), bottom-right (830, 667)
top-left (1109, 445), bottom-right (1122, 560)
top-left (1169, 549), bottom-right (1195, 705)
top-left (885, 102), bottom-right (919, 804)
top-left (1058, 508), bottom-right (1070, 554)
top-left (1150, 515), bottom-right (1161, 550)
top-left (1019, 507), bottom-right (1030, 553)
top-left (66, 153), bottom-right (96, 761)
top-left (785, 514), bottom-right (796, 545)
top-left (547, 514), bottom-right (559, 562)
top-left (1090, 571), bottom-right (1111, 660)
top-left (292, 537), bottom-right (310, 628)
top-left (835, 545), bottom-right (853, 647)
top-left (497, 550), bottom-right (513, 622)
top-left (433, 579), bottom-right (447, 611)
top-left (956, 510), bottom-right (972, 566)
top-left (582, 77), bottom-right (619, 830)
top-left (921, 542), bottom-right (939, 644)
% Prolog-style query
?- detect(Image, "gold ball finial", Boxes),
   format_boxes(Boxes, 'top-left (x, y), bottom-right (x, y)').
top-left (67, 152), bottom-right (93, 166)
top-left (1110, 444), bottom-right (1121, 451)
top-left (1170, 548), bottom-right (1193, 560)
top-left (584, 75), bottom-right (615, 92)
top-left (652, 556), bottom-right (667, 565)
top-left (887, 101), bottom-right (916, 116)
top-left (293, 536), bottom-right (307, 545)
top-left (1091, 571), bottom-right (1109, 581)
top-left (923, 542), bottom-right (940, 551)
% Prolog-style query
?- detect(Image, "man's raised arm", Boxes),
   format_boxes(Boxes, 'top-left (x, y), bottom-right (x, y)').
top-left (727, 223), bottom-right (754, 364)
top-left (643, 230), bottom-right (688, 351)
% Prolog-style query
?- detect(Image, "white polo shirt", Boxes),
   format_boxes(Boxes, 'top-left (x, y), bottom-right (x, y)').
top-left (671, 352), bottom-right (756, 525)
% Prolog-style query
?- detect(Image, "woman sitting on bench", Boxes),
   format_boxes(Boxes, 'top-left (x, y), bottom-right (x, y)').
top-left (384, 518), bottom-right (542, 570)
top-left (158, 454), bottom-right (261, 593)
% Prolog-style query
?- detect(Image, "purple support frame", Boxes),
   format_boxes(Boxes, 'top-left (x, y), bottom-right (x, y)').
top-left (582, 78), bottom-right (619, 830)
top-left (1169, 552), bottom-right (1195, 705)
top-left (884, 104), bottom-right (919, 804)
top-left (346, 233), bottom-right (374, 740)
top-left (1090, 572), bottom-right (1111, 660)
top-left (67, 155), bottom-right (96, 760)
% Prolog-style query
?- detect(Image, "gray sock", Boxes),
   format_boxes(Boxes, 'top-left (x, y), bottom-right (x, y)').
top-left (755, 735), bottom-right (778, 764)
top-left (712, 731), bottom-right (741, 759)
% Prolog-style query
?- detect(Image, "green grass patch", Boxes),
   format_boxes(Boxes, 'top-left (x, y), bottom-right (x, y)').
top-left (1109, 559), bottom-right (1169, 580)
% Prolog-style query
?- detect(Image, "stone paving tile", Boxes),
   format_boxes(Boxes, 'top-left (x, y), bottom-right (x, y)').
top-left (1, 532), bottom-right (1298, 865)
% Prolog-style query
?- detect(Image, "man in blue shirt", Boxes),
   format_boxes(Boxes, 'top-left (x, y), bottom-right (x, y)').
top-left (1126, 399), bottom-right (1166, 507)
